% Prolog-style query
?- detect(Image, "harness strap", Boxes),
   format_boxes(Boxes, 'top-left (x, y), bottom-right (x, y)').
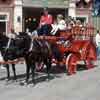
top-left (2, 38), bottom-right (12, 58)
top-left (29, 39), bottom-right (33, 52)
top-left (6, 38), bottom-right (12, 49)
top-left (45, 41), bottom-right (50, 50)
top-left (38, 40), bottom-right (43, 47)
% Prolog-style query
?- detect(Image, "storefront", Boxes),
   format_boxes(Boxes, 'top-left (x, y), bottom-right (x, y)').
top-left (23, 0), bottom-right (69, 32)
top-left (0, 0), bottom-right (14, 34)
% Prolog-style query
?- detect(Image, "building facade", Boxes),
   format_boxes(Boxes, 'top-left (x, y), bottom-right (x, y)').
top-left (0, 0), bottom-right (22, 34)
top-left (0, 0), bottom-right (98, 34)
top-left (0, 0), bottom-right (14, 34)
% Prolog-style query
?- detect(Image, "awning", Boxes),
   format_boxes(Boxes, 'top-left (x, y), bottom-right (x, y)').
top-left (23, 0), bottom-right (69, 8)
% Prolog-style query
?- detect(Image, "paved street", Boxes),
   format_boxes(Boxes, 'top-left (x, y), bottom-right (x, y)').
top-left (0, 61), bottom-right (100, 100)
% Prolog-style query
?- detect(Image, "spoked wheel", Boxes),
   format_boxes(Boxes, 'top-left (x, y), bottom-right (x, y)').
top-left (66, 53), bottom-right (79, 75)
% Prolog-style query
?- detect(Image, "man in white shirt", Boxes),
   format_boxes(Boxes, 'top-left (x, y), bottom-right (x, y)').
top-left (96, 30), bottom-right (100, 57)
top-left (51, 14), bottom-right (66, 35)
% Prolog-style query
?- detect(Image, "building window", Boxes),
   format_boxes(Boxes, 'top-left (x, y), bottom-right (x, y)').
top-left (76, 0), bottom-right (93, 8)
top-left (0, 15), bottom-right (7, 21)
top-left (0, 13), bottom-right (9, 35)
top-left (76, 14), bottom-right (88, 24)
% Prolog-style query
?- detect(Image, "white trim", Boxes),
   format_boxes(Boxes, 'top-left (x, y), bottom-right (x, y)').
top-left (0, 20), bottom-right (6, 22)
top-left (76, 15), bottom-right (88, 23)
top-left (14, 0), bottom-right (23, 6)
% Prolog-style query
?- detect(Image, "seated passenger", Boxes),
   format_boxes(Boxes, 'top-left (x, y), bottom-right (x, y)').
top-left (37, 7), bottom-right (53, 36)
top-left (51, 14), bottom-right (66, 36)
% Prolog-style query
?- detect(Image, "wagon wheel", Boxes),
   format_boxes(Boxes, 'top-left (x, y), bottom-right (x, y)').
top-left (83, 42), bottom-right (96, 69)
top-left (66, 53), bottom-right (79, 75)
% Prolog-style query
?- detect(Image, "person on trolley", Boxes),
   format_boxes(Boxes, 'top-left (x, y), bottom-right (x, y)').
top-left (50, 14), bottom-right (66, 36)
top-left (37, 7), bottom-right (53, 36)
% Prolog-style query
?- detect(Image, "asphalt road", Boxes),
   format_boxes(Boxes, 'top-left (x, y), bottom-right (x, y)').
top-left (0, 61), bottom-right (100, 100)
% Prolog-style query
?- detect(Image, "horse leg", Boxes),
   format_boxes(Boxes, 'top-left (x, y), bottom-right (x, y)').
top-left (30, 62), bottom-right (35, 85)
top-left (12, 64), bottom-right (17, 80)
top-left (45, 58), bottom-right (51, 80)
top-left (25, 60), bottom-right (31, 85)
top-left (5, 64), bottom-right (10, 81)
top-left (25, 58), bottom-right (35, 85)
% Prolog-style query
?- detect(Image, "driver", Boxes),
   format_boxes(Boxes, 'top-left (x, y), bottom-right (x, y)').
top-left (32, 7), bottom-right (53, 36)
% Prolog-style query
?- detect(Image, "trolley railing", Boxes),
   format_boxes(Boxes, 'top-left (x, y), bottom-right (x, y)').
top-left (71, 25), bottom-right (96, 40)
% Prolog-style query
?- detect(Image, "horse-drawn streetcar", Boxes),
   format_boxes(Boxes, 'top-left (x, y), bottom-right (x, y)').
top-left (0, 25), bottom-right (97, 85)
top-left (42, 25), bottom-right (97, 75)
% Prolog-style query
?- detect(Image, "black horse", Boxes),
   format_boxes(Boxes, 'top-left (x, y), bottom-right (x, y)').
top-left (25, 38), bottom-right (52, 85)
top-left (0, 33), bottom-right (31, 81)
top-left (0, 33), bottom-right (52, 85)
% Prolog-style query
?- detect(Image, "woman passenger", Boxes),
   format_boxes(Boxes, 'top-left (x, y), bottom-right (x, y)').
top-left (50, 14), bottom-right (66, 36)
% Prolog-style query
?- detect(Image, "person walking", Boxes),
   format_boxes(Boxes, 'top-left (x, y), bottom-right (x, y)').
top-left (96, 30), bottom-right (100, 58)
top-left (50, 14), bottom-right (66, 35)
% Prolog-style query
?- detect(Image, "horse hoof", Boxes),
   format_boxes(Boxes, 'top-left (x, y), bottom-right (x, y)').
top-left (46, 78), bottom-right (50, 82)
top-left (19, 81), bottom-right (27, 86)
top-left (24, 82), bottom-right (29, 86)
top-left (67, 73), bottom-right (72, 76)
top-left (5, 79), bottom-right (11, 85)
top-left (11, 79), bottom-right (17, 83)
top-left (5, 78), bottom-right (10, 82)
top-left (27, 84), bottom-right (35, 88)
